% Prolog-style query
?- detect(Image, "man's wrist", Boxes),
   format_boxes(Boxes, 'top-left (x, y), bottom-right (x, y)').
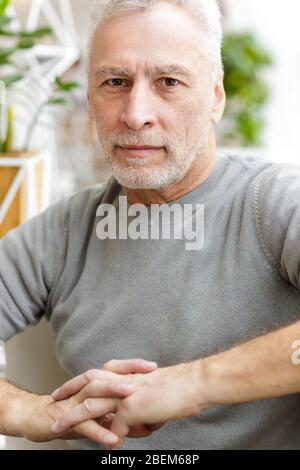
top-left (179, 359), bottom-right (215, 418)
top-left (14, 393), bottom-right (53, 440)
top-left (2, 389), bottom-right (39, 437)
top-left (190, 356), bottom-right (231, 410)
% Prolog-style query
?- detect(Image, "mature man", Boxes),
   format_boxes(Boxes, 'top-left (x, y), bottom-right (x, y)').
top-left (1, 0), bottom-right (300, 451)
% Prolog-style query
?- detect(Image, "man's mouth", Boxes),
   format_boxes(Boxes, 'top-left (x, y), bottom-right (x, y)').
top-left (116, 145), bottom-right (164, 158)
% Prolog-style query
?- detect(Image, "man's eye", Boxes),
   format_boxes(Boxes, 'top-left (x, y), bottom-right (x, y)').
top-left (160, 78), bottom-right (180, 88)
top-left (105, 78), bottom-right (129, 87)
top-left (104, 77), bottom-right (180, 89)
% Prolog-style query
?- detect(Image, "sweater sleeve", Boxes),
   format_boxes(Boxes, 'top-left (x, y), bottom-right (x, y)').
top-left (0, 197), bottom-right (70, 342)
top-left (254, 162), bottom-right (300, 290)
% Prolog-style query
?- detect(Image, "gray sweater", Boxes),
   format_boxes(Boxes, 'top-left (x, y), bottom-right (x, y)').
top-left (1, 152), bottom-right (300, 450)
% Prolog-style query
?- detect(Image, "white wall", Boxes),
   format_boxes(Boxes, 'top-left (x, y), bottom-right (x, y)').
top-left (224, 0), bottom-right (300, 165)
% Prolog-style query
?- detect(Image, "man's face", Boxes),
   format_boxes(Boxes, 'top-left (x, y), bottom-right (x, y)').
top-left (88, 3), bottom-right (225, 190)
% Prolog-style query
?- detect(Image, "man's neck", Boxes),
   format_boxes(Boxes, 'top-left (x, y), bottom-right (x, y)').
top-left (123, 135), bottom-right (217, 206)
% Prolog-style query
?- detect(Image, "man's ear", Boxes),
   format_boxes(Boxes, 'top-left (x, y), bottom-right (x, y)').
top-left (211, 71), bottom-right (226, 125)
top-left (87, 90), bottom-right (95, 121)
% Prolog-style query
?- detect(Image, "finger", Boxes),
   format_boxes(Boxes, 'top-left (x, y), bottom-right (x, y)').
top-left (95, 414), bottom-right (115, 431)
top-left (103, 359), bottom-right (157, 374)
top-left (51, 360), bottom-right (157, 401)
top-left (74, 419), bottom-right (123, 448)
top-left (98, 414), bottom-right (153, 439)
top-left (111, 411), bottom-right (130, 438)
top-left (107, 438), bottom-right (125, 451)
top-left (76, 379), bottom-right (135, 404)
top-left (51, 369), bottom-right (118, 401)
top-left (100, 413), bottom-right (115, 425)
top-left (52, 398), bottom-right (118, 434)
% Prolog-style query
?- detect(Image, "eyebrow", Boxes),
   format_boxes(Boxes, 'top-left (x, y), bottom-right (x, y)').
top-left (94, 64), bottom-right (192, 79)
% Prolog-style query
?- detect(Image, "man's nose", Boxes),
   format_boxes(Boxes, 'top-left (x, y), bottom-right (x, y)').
top-left (120, 83), bottom-right (156, 130)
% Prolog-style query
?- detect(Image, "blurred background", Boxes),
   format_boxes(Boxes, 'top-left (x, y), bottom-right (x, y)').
top-left (1, 0), bottom-right (299, 202)
top-left (0, 0), bottom-right (300, 449)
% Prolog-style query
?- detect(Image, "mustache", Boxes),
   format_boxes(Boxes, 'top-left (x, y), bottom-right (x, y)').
top-left (101, 133), bottom-right (167, 148)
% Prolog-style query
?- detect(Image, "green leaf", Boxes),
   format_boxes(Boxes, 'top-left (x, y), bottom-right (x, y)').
top-left (17, 38), bottom-right (35, 49)
top-left (2, 73), bottom-right (23, 87)
top-left (0, 0), bottom-right (10, 16)
top-left (0, 47), bottom-right (16, 64)
top-left (18, 26), bottom-right (52, 39)
top-left (46, 97), bottom-right (74, 109)
top-left (55, 77), bottom-right (81, 91)
top-left (0, 14), bottom-right (12, 28)
top-left (0, 47), bottom-right (15, 58)
top-left (0, 29), bottom-right (16, 36)
top-left (221, 31), bottom-right (272, 146)
top-left (3, 105), bottom-right (13, 152)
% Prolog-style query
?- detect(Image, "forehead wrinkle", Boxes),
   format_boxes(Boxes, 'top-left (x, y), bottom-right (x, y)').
top-left (94, 63), bottom-right (193, 79)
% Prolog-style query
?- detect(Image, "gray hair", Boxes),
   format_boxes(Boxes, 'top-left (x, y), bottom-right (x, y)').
top-left (87, 0), bottom-right (223, 78)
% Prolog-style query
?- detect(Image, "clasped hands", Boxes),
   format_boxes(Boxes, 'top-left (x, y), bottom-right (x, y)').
top-left (49, 358), bottom-right (209, 449)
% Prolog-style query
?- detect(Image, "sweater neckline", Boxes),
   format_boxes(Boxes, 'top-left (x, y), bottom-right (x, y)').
top-left (117, 151), bottom-right (228, 208)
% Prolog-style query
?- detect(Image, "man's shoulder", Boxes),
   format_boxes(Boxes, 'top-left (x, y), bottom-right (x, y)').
top-left (218, 150), bottom-right (272, 173)
top-left (220, 150), bottom-right (300, 174)
top-left (218, 150), bottom-right (300, 191)
top-left (58, 176), bottom-right (121, 221)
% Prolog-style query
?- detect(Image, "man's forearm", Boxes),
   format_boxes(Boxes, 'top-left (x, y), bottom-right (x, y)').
top-left (198, 319), bottom-right (300, 406)
top-left (0, 379), bottom-right (38, 437)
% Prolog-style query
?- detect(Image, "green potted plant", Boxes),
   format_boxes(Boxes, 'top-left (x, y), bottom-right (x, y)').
top-left (0, 0), bottom-right (80, 236)
top-left (220, 31), bottom-right (273, 147)
top-left (0, 0), bottom-right (80, 153)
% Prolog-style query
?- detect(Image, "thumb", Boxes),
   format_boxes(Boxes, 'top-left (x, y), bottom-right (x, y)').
top-left (102, 359), bottom-right (158, 375)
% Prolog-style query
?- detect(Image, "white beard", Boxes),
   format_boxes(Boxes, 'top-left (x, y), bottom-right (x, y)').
top-left (96, 116), bottom-right (212, 190)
